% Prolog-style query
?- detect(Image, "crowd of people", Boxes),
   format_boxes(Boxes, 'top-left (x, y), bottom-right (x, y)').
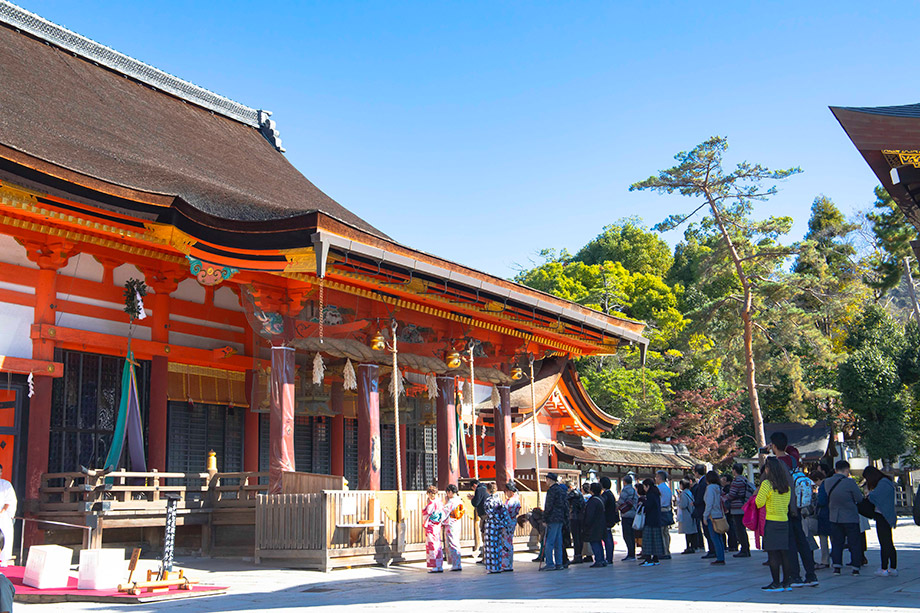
top-left (419, 430), bottom-right (903, 590)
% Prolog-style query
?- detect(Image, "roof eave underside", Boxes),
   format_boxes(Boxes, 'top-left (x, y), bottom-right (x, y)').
top-left (830, 105), bottom-right (920, 241)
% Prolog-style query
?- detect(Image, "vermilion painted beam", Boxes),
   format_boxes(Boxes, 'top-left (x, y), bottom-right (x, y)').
top-left (29, 323), bottom-right (253, 370)
top-left (0, 356), bottom-right (63, 377)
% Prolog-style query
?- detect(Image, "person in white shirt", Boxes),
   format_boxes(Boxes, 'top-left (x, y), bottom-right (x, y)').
top-left (0, 464), bottom-right (16, 566)
top-left (656, 470), bottom-right (674, 559)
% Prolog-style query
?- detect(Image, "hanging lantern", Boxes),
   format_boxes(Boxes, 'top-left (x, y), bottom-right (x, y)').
top-left (370, 331), bottom-right (386, 351)
top-left (510, 367), bottom-right (523, 380)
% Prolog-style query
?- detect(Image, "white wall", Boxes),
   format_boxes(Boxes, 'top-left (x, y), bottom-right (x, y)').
top-left (0, 302), bottom-right (34, 359)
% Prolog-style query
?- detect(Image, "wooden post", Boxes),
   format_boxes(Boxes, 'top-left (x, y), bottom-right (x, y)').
top-left (357, 364), bottom-right (380, 490)
top-left (330, 381), bottom-right (345, 478)
top-left (494, 385), bottom-right (514, 489)
top-left (435, 376), bottom-right (458, 489)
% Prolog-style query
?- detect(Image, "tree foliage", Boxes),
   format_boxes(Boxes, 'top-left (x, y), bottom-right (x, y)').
top-left (652, 388), bottom-right (744, 466)
top-left (574, 217), bottom-right (673, 277)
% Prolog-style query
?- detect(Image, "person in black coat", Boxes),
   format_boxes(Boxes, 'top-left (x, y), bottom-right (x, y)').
top-left (584, 482), bottom-right (607, 567)
top-left (468, 479), bottom-right (488, 561)
top-left (599, 477), bottom-right (620, 565)
top-left (691, 464), bottom-right (713, 555)
top-left (567, 481), bottom-right (587, 563)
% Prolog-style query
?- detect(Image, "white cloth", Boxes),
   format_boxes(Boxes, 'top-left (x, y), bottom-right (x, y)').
top-left (0, 480), bottom-right (16, 563)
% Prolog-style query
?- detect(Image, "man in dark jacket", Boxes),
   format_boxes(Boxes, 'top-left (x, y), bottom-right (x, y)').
top-left (567, 481), bottom-right (587, 563)
top-left (541, 472), bottom-right (568, 570)
top-left (691, 464), bottom-right (713, 556)
top-left (599, 476), bottom-right (619, 565)
top-left (468, 479), bottom-right (488, 561)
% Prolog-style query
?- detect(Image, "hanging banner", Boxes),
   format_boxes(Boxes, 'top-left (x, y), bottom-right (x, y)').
top-left (104, 351), bottom-right (147, 472)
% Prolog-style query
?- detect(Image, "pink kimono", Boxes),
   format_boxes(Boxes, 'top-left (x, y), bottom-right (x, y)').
top-left (423, 499), bottom-right (444, 572)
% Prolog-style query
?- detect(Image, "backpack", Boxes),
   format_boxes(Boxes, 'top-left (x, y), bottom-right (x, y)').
top-left (743, 478), bottom-right (756, 502)
top-left (793, 470), bottom-right (815, 516)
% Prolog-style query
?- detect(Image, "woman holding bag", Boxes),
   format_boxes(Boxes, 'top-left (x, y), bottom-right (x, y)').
top-left (702, 470), bottom-right (727, 565)
top-left (757, 457), bottom-right (793, 592)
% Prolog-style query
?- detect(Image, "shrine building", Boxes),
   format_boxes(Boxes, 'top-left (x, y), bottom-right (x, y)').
top-left (0, 1), bottom-right (647, 557)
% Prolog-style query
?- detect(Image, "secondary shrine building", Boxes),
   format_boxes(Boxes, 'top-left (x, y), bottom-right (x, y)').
top-left (0, 2), bottom-right (647, 551)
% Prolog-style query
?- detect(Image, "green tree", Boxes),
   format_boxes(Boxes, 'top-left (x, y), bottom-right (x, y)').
top-left (574, 217), bottom-right (673, 276)
top-left (631, 136), bottom-right (800, 448)
top-left (839, 305), bottom-right (911, 463)
top-left (865, 187), bottom-right (919, 296)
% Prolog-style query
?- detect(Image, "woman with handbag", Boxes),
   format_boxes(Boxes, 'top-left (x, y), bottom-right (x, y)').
top-left (863, 466), bottom-right (898, 577)
top-left (702, 470), bottom-right (727, 565)
top-left (640, 478), bottom-right (665, 566)
top-left (757, 457), bottom-right (794, 592)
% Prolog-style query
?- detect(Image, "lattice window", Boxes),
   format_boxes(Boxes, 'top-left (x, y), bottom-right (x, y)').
top-left (50, 349), bottom-right (150, 474)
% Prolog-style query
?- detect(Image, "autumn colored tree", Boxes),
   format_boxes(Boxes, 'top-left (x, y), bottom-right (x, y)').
top-left (631, 136), bottom-right (800, 449)
top-left (653, 388), bottom-right (745, 466)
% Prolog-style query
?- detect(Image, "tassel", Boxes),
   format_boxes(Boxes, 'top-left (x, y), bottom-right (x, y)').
top-left (426, 372), bottom-right (437, 400)
top-left (491, 385), bottom-right (500, 408)
top-left (462, 380), bottom-right (472, 405)
top-left (343, 359), bottom-right (357, 391)
top-left (27, 372), bottom-right (34, 398)
top-left (312, 353), bottom-right (325, 385)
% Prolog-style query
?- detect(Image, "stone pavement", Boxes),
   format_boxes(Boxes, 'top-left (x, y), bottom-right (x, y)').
top-left (18, 518), bottom-right (920, 612)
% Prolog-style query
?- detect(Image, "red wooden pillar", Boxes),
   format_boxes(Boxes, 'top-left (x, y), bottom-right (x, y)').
top-left (330, 381), bottom-right (345, 478)
top-left (494, 385), bottom-right (514, 490)
top-left (23, 240), bottom-right (74, 546)
top-left (142, 268), bottom-right (181, 472)
top-left (357, 364), bottom-right (380, 490)
top-left (269, 346), bottom-right (296, 494)
top-left (243, 370), bottom-right (259, 472)
top-left (436, 376), bottom-right (458, 489)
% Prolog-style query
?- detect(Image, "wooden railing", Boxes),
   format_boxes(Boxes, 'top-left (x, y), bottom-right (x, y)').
top-left (39, 470), bottom-right (269, 515)
top-left (255, 490), bottom-right (543, 571)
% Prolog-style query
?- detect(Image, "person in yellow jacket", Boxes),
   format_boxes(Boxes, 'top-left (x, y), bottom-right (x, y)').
top-left (756, 457), bottom-right (793, 592)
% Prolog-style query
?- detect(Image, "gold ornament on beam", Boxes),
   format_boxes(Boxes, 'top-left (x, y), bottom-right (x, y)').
top-left (446, 350), bottom-right (462, 369)
top-left (370, 331), bottom-right (386, 351)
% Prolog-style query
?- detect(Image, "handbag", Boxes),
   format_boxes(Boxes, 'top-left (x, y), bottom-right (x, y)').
top-left (712, 515), bottom-right (729, 534)
top-left (632, 505), bottom-right (646, 531)
top-left (857, 498), bottom-right (876, 519)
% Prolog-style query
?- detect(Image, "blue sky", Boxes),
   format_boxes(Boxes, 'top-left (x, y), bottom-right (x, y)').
top-left (18, 1), bottom-right (916, 277)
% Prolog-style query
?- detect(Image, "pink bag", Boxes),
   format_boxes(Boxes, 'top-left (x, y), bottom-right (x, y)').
top-left (742, 495), bottom-right (758, 531)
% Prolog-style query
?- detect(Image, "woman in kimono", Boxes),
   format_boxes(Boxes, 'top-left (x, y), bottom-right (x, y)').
top-left (482, 482), bottom-right (509, 574)
top-left (442, 484), bottom-right (464, 571)
top-left (502, 482), bottom-right (521, 571)
top-left (422, 484), bottom-right (445, 573)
